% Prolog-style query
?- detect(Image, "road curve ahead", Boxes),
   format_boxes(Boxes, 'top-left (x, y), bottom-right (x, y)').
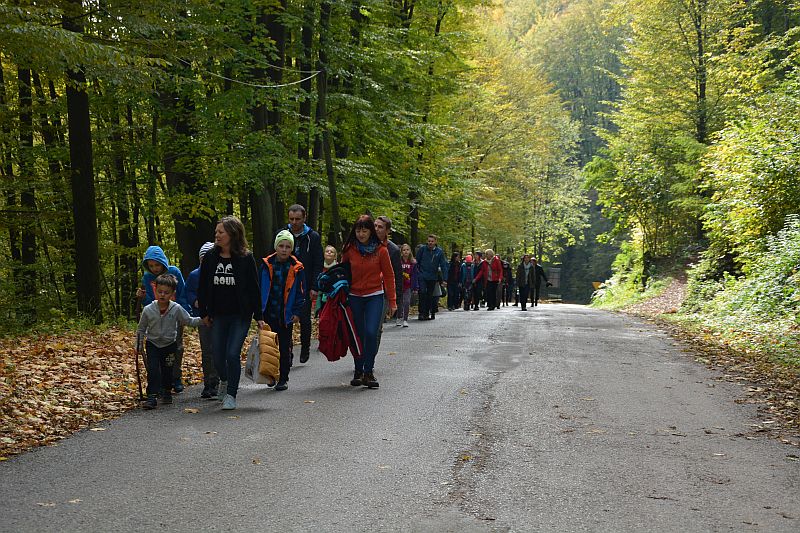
top-left (2, 303), bottom-right (798, 532)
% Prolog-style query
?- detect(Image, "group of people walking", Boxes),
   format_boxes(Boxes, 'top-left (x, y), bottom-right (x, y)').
top-left (135, 205), bottom-right (551, 411)
top-left (136, 207), bottom-right (406, 411)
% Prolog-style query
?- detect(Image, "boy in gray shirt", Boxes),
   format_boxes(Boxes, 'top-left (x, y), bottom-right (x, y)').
top-left (136, 274), bottom-right (202, 409)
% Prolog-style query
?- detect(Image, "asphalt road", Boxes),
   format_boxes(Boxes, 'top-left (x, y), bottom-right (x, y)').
top-left (2, 304), bottom-right (798, 532)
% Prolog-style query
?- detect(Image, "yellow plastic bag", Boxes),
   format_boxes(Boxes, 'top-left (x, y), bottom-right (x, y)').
top-left (258, 325), bottom-right (281, 385)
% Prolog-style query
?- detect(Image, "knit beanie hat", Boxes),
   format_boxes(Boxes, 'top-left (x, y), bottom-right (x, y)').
top-left (198, 242), bottom-right (214, 262)
top-left (274, 229), bottom-right (294, 250)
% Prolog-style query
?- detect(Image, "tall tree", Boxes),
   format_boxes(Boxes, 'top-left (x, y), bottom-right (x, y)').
top-left (63, 0), bottom-right (101, 318)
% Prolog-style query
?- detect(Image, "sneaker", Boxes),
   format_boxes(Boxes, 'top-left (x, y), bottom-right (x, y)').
top-left (173, 379), bottom-right (184, 393)
top-left (350, 371), bottom-right (363, 387)
top-left (362, 372), bottom-right (379, 389)
top-left (403, 320), bottom-right (409, 327)
top-left (161, 393), bottom-right (173, 405)
top-left (217, 380), bottom-right (227, 402)
top-left (300, 349), bottom-right (310, 364)
top-left (275, 381), bottom-right (288, 391)
top-left (143, 396), bottom-right (157, 410)
top-left (396, 319), bottom-right (403, 327)
top-left (221, 394), bottom-right (236, 410)
top-left (201, 386), bottom-right (217, 399)
top-left (430, 314), bottom-right (435, 320)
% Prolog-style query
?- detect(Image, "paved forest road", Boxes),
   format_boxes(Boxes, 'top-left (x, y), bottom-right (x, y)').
top-left (2, 304), bottom-right (798, 532)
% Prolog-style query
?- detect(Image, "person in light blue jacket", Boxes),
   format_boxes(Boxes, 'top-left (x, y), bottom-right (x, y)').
top-left (136, 245), bottom-right (190, 393)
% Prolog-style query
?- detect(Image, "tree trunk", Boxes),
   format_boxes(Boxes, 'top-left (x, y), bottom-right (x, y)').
top-left (18, 67), bottom-right (37, 322)
top-left (111, 107), bottom-right (138, 317)
top-left (161, 90), bottom-right (215, 277)
top-left (300, 0), bottom-right (319, 229)
top-left (318, 0), bottom-right (342, 247)
top-left (250, 104), bottom-right (275, 258)
top-left (1, 59), bottom-right (21, 303)
top-left (63, 1), bottom-right (102, 319)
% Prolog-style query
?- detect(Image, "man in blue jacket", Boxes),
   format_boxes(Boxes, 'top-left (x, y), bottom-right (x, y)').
top-left (416, 234), bottom-right (448, 320)
top-left (282, 205), bottom-right (323, 363)
top-left (136, 245), bottom-right (191, 393)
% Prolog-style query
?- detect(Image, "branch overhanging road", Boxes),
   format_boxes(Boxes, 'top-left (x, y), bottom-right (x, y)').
top-left (2, 304), bottom-right (798, 532)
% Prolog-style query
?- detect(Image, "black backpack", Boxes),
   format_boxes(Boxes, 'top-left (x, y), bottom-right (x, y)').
top-left (317, 263), bottom-right (352, 295)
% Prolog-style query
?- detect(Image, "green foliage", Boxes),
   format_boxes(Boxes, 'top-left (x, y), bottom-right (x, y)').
top-left (702, 69), bottom-right (800, 264)
top-left (680, 215), bottom-right (800, 366)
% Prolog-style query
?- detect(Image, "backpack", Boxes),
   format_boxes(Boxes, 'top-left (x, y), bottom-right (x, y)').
top-left (317, 263), bottom-right (351, 295)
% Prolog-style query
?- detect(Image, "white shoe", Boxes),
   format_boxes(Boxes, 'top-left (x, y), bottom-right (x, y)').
top-left (221, 394), bottom-right (236, 410)
top-left (396, 319), bottom-right (403, 327)
top-left (403, 320), bottom-right (409, 327)
top-left (217, 380), bottom-right (227, 402)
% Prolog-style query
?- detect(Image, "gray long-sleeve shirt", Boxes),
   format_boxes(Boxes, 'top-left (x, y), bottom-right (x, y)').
top-left (136, 300), bottom-right (201, 349)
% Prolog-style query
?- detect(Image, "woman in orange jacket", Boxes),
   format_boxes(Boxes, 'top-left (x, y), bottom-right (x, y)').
top-left (340, 215), bottom-right (397, 389)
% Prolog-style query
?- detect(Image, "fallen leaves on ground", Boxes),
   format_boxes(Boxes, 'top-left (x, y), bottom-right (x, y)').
top-left (0, 325), bottom-right (210, 459)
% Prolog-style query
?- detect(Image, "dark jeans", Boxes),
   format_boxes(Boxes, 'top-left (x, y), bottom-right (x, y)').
top-left (211, 314), bottom-right (251, 398)
top-left (419, 279), bottom-right (438, 318)
top-left (198, 324), bottom-right (219, 388)
top-left (486, 281), bottom-right (499, 310)
top-left (349, 294), bottom-right (384, 373)
top-left (533, 283), bottom-right (544, 305)
top-left (267, 318), bottom-right (294, 383)
top-left (519, 285), bottom-right (531, 310)
top-left (145, 341), bottom-right (176, 397)
top-left (472, 283), bottom-right (484, 309)
top-left (447, 284), bottom-right (461, 309)
top-left (299, 297), bottom-right (312, 355)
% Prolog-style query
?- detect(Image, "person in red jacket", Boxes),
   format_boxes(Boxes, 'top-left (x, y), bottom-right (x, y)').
top-left (476, 249), bottom-right (503, 310)
top-left (340, 215), bottom-right (397, 389)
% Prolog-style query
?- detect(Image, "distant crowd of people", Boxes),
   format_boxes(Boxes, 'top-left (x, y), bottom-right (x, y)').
top-left (134, 206), bottom-right (551, 410)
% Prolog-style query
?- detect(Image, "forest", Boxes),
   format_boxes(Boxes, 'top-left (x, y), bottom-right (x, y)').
top-left (1, 0), bottom-right (799, 351)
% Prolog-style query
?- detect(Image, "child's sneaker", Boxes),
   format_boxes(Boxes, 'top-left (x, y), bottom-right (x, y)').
top-left (221, 394), bottom-right (236, 410)
top-left (217, 380), bottom-right (227, 401)
top-left (403, 320), bottom-right (409, 327)
top-left (275, 380), bottom-right (288, 391)
top-left (395, 318), bottom-right (402, 327)
top-left (143, 396), bottom-right (157, 410)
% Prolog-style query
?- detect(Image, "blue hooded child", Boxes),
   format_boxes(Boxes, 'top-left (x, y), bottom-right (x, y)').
top-left (140, 246), bottom-right (191, 312)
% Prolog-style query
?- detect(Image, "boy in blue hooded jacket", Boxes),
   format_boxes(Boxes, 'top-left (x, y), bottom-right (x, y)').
top-left (136, 245), bottom-right (191, 393)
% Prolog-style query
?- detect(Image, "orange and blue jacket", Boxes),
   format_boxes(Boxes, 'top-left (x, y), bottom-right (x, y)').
top-left (259, 254), bottom-right (306, 326)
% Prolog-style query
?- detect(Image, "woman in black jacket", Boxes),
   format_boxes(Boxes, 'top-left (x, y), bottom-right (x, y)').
top-left (516, 255), bottom-right (535, 311)
top-left (197, 216), bottom-right (264, 410)
top-left (446, 252), bottom-right (462, 311)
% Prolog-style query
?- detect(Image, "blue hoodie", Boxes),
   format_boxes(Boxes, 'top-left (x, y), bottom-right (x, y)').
top-left (140, 246), bottom-right (190, 312)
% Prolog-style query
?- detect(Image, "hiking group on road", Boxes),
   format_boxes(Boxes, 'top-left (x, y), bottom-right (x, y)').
top-left (135, 206), bottom-right (551, 411)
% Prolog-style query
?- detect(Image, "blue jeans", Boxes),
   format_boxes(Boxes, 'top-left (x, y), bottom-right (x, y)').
top-left (211, 314), bottom-right (251, 397)
top-left (349, 294), bottom-right (384, 373)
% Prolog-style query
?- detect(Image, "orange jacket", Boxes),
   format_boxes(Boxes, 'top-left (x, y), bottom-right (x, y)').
top-left (341, 244), bottom-right (397, 307)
